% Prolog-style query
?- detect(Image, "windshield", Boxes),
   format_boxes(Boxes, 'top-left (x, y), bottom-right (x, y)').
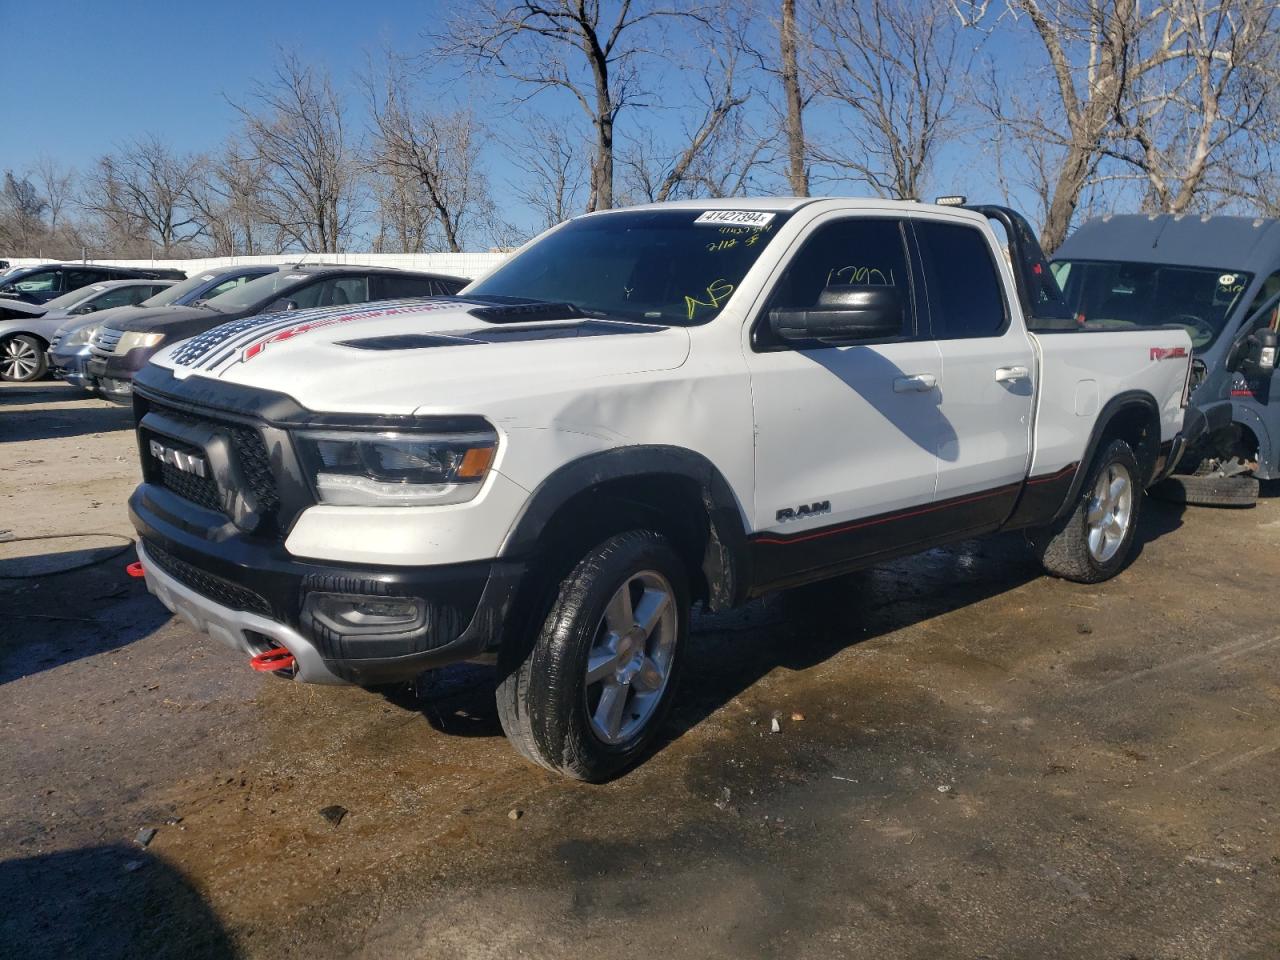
top-left (1052, 259), bottom-right (1253, 350)
top-left (42, 285), bottom-right (106, 310)
top-left (203, 270), bottom-right (303, 313)
top-left (468, 209), bottom-right (793, 324)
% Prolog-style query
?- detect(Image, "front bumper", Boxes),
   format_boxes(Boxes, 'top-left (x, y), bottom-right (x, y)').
top-left (131, 486), bottom-right (525, 685)
top-left (49, 345), bottom-right (95, 391)
top-left (87, 346), bottom-right (161, 401)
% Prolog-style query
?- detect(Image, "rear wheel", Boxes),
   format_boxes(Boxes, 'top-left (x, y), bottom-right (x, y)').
top-left (496, 530), bottom-right (688, 781)
top-left (1, 335), bottom-right (47, 382)
top-left (1032, 438), bottom-right (1143, 583)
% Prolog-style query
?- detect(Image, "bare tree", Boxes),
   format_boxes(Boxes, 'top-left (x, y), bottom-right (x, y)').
top-left (187, 140), bottom-right (272, 256)
top-left (779, 0), bottom-right (810, 195)
top-left (511, 116), bottom-right (592, 232)
top-left (807, 0), bottom-right (967, 201)
top-left (81, 136), bottom-right (204, 255)
top-left (0, 172), bottom-right (48, 254)
top-left (231, 52), bottom-right (360, 252)
top-left (1108, 0), bottom-right (1279, 213)
top-left (618, 13), bottom-right (754, 203)
top-left (437, 0), bottom-right (703, 211)
top-left (366, 62), bottom-right (496, 252)
top-left (32, 156), bottom-right (75, 237)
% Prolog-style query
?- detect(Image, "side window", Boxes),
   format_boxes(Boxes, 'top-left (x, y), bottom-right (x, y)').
top-left (287, 281), bottom-right (326, 310)
top-left (66, 269), bottom-right (105, 289)
top-left (92, 287), bottom-right (148, 310)
top-left (326, 276), bottom-right (369, 306)
top-left (758, 217), bottom-right (913, 348)
top-left (914, 221), bottom-right (1008, 339)
top-left (15, 269), bottom-right (64, 293)
top-left (206, 276), bottom-right (252, 298)
top-left (434, 277), bottom-right (464, 296)
top-left (1243, 271), bottom-right (1280, 334)
top-left (374, 274), bottom-right (439, 299)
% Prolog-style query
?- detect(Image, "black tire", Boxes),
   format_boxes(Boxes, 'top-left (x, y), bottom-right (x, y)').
top-left (496, 530), bottom-right (689, 782)
top-left (1031, 438), bottom-right (1143, 584)
top-left (1, 334), bottom-right (48, 382)
top-left (1151, 472), bottom-right (1258, 508)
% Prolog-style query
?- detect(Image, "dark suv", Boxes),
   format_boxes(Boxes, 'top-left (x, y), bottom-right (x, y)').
top-left (88, 265), bottom-right (468, 402)
top-left (0, 263), bottom-right (185, 318)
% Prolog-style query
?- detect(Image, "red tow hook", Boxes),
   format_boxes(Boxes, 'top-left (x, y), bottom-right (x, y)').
top-left (249, 647), bottom-right (296, 673)
top-left (125, 561), bottom-right (146, 578)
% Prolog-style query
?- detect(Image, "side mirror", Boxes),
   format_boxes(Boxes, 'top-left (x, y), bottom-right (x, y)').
top-left (769, 285), bottom-right (904, 345)
top-left (76, 304), bottom-right (97, 314)
top-left (1242, 329), bottom-right (1278, 376)
top-left (267, 298), bottom-right (299, 313)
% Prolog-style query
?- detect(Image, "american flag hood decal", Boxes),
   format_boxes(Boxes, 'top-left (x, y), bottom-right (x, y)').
top-left (169, 298), bottom-right (477, 372)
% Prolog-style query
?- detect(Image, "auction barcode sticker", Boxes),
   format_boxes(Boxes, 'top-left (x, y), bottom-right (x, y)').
top-left (694, 210), bottom-right (776, 228)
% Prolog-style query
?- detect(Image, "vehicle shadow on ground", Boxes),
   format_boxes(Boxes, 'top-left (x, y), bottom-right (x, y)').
top-left (397, 501), bottom-right (1187, 750)
top-left (0, 402), bottom-right (134, 443)
top-left (0, 544), bottom-right (169, 685)
top-left (0, 845), bottom-right (237, 960)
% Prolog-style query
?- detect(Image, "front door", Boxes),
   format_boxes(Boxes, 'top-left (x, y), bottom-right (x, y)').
top-left (745, 214), bottom-right (943, 587)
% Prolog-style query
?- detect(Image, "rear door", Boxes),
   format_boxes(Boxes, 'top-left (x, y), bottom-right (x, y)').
top-left (744, 213), bottom-right (943, 584)
top-left (911, 216), bottom-right (1035, 534)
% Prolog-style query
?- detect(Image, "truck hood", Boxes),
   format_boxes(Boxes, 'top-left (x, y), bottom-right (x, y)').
top-left (153, 298), bottom-right (692, 415)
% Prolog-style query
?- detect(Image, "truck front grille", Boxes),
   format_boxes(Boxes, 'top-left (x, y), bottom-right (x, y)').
top-left (91, 327), bottom-right (122, 358)
top-left (139, 398), bottom-right (283, 533)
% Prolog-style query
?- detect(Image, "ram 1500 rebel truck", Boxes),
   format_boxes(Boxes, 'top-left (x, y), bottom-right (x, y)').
top-left (128, 198), bottom-right (1194, 780)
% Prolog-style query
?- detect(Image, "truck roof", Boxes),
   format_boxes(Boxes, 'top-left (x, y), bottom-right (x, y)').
top-left (1056, 213), bottom-right (1280, 273)
top-left (584, 195), bottom-right (989, 224)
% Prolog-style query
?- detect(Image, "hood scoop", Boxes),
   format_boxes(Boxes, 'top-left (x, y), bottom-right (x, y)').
top-left (466, 299), bottom-right (585, 324)
top-left (337, 319), bottom-right (669, 352)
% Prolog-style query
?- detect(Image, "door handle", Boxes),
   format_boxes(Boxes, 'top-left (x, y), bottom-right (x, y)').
top-left (995, 365), bottom-right (1030, 382)
top-left (893, 374), bottom-right (938, 393)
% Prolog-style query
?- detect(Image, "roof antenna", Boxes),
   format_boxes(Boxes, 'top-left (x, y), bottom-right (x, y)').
top-left (1150, 214), bottom-right (1171, 250)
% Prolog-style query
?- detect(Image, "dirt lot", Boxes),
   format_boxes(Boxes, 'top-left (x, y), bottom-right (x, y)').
top-left (3, 380), bottom-right (1280, 960)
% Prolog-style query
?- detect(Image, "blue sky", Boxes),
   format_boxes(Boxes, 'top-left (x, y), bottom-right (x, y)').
top-left (1, 0), bottom-right (430, 170)
top-left (2, 0), bottom-right (1048, 242)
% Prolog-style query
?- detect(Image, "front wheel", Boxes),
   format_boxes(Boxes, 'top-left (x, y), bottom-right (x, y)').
top-left (496, 530), bottom-right (689, 781)
top-left (1031, 438), bottom-right (1143, 583)
top-left (1, 335), bottom-right (48, 382)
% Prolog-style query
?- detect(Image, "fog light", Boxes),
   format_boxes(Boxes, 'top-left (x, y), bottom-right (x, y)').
top-left (310, 594), bottom-right (425, 633)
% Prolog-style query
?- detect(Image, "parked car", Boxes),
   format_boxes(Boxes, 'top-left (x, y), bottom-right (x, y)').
top-left (49, 265), bottom-right (279, 391)
top-left (87, 265), bottom-right (467, 403)
top-left (127, 198), bottom-right (1194, 780)
top-left (0, 279), bottom-right (175, 382)
top-left (1053, 214), bottom-right (1280, 506)
top-left (0, 263), bottom-right (185, 318)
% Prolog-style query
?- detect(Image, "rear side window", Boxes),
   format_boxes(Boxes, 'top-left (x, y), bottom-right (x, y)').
top-left (915, 221), bottom-right (1007, 339)
top-left (65, 269), bottom-right (105, 289)
top-left (375, 274), bottom-right (442, 299)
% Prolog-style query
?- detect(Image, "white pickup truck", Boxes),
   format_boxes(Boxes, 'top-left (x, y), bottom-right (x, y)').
top-left (128, 198), bottom-right (1194, 780)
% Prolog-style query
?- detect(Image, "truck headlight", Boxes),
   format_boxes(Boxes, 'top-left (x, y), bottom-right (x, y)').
top-left (116, 331), bottom-right (166, 354)
top-left (295, 430), bottom-right (498, 506)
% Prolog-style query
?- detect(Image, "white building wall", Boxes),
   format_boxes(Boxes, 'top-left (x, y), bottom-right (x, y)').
top-left (3, 251), bottom-right (510, 280)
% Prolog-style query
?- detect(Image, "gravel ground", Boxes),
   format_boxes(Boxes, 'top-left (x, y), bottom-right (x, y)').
top-left (2, 380), bottom-right (1279, 960)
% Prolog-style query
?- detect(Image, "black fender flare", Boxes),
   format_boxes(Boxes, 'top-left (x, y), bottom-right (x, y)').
top-left (498, 445), bottom-right (752, 610)
top-left (1053, 390), bottom-right (1161, 522)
